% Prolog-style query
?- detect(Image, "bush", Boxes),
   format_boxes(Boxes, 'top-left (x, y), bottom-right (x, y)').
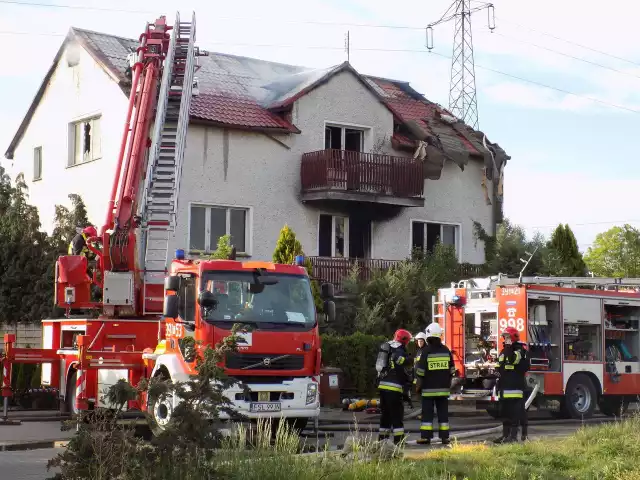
top-left (321, 333), bottom-right (386, 396)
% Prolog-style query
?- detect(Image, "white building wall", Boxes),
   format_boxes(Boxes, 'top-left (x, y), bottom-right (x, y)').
top-left (9, 41), bottom-right (127, 233)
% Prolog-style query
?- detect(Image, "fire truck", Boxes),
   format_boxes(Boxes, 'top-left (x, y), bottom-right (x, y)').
top-left (435, 275), bottom-right (640, 419)
top-left (0, 12), bottom-right (335, 434)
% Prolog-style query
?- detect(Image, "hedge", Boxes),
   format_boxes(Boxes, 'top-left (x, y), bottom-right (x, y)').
top-left (321, 333), bottom-right (387, 397)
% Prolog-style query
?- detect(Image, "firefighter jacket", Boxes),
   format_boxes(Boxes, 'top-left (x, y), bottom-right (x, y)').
top-left (378, 341), bottom-right (410, 394)
top-left (413, 346), bottom-right (425, 385)
top-left (415, 341), bottom-right (455, 397)
top-left (68, 233), bottom-right (90, 256)
top-left (496, 342), bottom-right (530, 399)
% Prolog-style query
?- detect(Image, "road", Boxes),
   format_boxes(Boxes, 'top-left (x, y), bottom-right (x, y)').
top-left (0, 448), bottom-right (62, 480)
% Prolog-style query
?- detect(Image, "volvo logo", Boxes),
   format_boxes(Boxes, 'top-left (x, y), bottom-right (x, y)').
top-left (262, 357), bottom-right (271, 366)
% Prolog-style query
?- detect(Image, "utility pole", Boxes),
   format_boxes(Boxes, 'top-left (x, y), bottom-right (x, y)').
top-left (427, 1), bottom-right (495, 129)
top-left (345, 31), bottom-right (350, 63)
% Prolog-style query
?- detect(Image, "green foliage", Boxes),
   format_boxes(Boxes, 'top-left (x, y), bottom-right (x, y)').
top-left (30, 364), bottom-right (42, 388)
top-left (320, 333), bottom-right (386, 396)
top-left (544, 224), bottom-right (587, 276)
top-left (272, 224), bottom-right (323, 314)
top-left (50, 193), bottom-right (90, 254)
top-left (584, 224), bottom-right (640, 277)
top-left (209, 234), bottom-right (234, 259)
top-left (474, 219), bottom-right (546, 276)
top-left (338, 244), bottom-right (458, 337)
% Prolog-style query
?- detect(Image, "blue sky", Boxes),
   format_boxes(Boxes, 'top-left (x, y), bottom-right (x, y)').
top-left (1, 0), bottom-right (639, 252)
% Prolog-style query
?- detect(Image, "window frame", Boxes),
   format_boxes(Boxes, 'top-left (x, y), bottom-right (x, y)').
top-left (323, 121), bottom-right (370, 152)
top-left (33, 146), bottom-right (42, 181)
top-left (409, 219), bottom-right (462, 262)
top-left (187, 202), bottom-right (252, 256)
top-left (317, 213), bottom-right (350, 257)
top-left (67, 114), bottom-right (102, 167)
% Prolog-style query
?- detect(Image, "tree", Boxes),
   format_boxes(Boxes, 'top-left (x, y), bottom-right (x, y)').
top-left (209, 234), bottom-right (234, 260)
top-left (544, 224), bottom-right (587, 276)
top-left (272, 225), bottom-right (323, 313)
top-left (584, 225), bottom-right (640, 277)
top-left (0, 171), bottom-right (55, 324)
top-left (51, 194), bottom-right (91, 254)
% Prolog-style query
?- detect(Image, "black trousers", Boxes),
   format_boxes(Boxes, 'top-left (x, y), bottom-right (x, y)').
top-left (500, 397), bottom-right (524, 438)
top-left (379, 389), bottom-right (404, 443)
top-left (420, 396), bottom-right (450, 440)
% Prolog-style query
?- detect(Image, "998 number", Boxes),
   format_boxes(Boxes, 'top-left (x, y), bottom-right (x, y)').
top-left (499, 317), bottom-right (525, 332)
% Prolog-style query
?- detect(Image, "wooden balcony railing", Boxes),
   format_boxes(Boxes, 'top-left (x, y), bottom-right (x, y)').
top-left (301, 149), bottom-right (424, 199)
top-left (308, 256), bottom-right (487, 293)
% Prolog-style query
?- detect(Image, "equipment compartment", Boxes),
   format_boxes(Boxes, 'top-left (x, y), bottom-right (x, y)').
top-left (604, 301), bottom-right (640, 371)
top-left (527, 298), bottom-right (561, 371)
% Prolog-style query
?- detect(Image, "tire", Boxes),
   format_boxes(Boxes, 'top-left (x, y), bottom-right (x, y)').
top-left (563, 373), bottom-right (597, 419)
top-left (147, 372), bottom-right (174, 437)
top-left (599, 396), bottom-right (630, 417)
top-left (66, 370), bottom-right (79, 416)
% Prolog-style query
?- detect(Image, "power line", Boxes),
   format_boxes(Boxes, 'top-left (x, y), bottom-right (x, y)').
top-left (0, 30), bottom-right (639, 115)
top-left (528, 220), bottom-right (640, 229)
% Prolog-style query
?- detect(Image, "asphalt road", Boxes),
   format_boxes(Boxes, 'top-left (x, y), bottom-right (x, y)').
top-left (0, 448), bottom-right (62, 480)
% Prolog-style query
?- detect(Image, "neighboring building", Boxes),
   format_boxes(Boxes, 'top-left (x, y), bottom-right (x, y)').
top-left (4, 27), bottom-right (509, 289)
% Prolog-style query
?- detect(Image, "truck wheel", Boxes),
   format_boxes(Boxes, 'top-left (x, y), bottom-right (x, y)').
top-left (563, 374), bottom-right (597, 419)
top-left (599, 396), bottom-right (630, 417)
top-left (66, 370), bottom-right (79, 416)
top-left (147, 372), bottom-right (174, 437)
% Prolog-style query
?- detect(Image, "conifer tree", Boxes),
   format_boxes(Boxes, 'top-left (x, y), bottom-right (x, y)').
top-left (545, 224), bottom-right (587, 276)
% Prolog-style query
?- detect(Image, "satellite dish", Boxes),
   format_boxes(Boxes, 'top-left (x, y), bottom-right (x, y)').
top-left (66, 43), bottom-right (81, 67)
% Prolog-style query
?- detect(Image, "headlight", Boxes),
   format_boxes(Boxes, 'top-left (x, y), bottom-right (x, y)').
top-left (306, 383), bottom-right (318, 405)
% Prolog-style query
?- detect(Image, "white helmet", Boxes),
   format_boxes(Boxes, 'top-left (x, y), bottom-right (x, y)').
top-left (414, 332), bottom-right (427, 341)
top-left (425, 322), bottom-right (443, 338)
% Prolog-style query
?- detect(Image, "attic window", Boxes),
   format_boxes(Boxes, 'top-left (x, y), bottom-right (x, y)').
top-left (68, 116), bottom-right (102, 166)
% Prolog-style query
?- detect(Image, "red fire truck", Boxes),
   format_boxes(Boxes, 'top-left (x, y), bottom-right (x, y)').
top-left (435, 275), bottom-right (640, 419)
top-left (1, 12), bottom-right (335, 434)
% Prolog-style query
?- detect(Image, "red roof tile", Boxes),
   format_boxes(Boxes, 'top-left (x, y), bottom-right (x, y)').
top-left (190, 93), bottom-right (299, 133)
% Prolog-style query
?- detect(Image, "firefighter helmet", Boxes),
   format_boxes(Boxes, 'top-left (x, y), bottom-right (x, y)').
top-left (414, 332), bottom-right (427, 342)
top-left (425, 322), bottom-right (444, 338)
top-left (502, 327), bottom-right (519, 342)
top-left (82, 225), bottom-right (97, 238)
top-left (393, 329), bottom-right (412, 345)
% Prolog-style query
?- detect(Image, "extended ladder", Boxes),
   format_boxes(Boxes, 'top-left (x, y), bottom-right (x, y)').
top-left (139, 11), bottom-right (198, 314)
top-left (498, 276), bottom-right (640, 289)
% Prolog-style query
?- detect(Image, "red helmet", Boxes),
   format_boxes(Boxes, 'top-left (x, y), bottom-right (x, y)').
top-left (83, 226), bottom-right (97, 238)
top-left (393, 329), bottom-right (412, 345)
top-left (502, 327), bottom-right (519, 342)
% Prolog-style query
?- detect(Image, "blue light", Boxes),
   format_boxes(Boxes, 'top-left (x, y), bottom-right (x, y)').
top-left (452, 295), bottom-right (460, 303)
top-left (175, 249), bottom-right (185, 260)
top-left (294, 255), bottom-right (305, 266)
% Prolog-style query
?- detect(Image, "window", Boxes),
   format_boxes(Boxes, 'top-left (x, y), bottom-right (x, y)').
top-left (33, 147), bottom-right (42, 181)
top-left (411, 221), bottom-right (459, 257)
top-left (318, 214), bottom-right (348, 257)
top-left (177, 274), bottom-right (196, 324)
top-left (189, 204), bottom-right (250, 254)
top-left (324, 125), bottom-right (364, 152)
top-left (68, 116), bottom-right (101, 166)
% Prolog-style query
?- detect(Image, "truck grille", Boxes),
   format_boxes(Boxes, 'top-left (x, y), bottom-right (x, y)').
top-left (225, 353), bottom-right (305, 371)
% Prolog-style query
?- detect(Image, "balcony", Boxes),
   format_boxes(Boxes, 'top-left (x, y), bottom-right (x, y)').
top-left (300, 149), bottom-right (425, 207)
top-left (308, 256), bottom-right (487, 294)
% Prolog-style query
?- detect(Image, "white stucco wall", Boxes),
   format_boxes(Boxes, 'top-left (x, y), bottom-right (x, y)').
top-left (8, 41), bottom-right (127, 233)
top-left (9, 48), bottom-right (492, 264)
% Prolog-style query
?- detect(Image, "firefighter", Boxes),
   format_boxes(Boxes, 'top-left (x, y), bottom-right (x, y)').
top-left (413, 332), bottom-right (427, 393)
top-left (415, 322), bottom-right (455, 445)
top-left (493, 326), bottom-right (530, 444)
top-left (376, 329), bottom-right (412, 444)
top-left (69, 225), bottom-right (98, 257)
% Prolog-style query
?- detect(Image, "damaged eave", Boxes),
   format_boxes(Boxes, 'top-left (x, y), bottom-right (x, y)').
top-left (190, 117), bottom-right (301, 135)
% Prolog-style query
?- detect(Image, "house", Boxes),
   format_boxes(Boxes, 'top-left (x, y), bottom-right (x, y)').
top-left (4, 26), bottom-right (509, 290)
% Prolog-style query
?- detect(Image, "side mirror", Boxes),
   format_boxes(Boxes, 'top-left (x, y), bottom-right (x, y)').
top-left (163, 295), bottom-right (179, 318)
top-left (324, 300), bottom-right (336, 323)
top-left (198, 290), bottom-right (218, 308)
top-left (256, 275), bottom-right (278, 286)
top-left (321, 283), bottom-right (335, 299)
top-left (165, 276), bottom-right (180, 293)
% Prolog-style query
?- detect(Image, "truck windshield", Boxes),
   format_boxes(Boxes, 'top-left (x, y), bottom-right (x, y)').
top-left (200, 271), bottom-right (315, 327)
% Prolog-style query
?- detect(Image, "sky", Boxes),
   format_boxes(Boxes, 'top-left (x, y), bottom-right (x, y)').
top-left (1, 0), bottom-right (639, 253)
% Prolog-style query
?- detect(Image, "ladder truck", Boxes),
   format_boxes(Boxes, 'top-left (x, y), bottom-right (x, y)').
top-left (434, 275), bottom-right (640, 419)
top-left (1, 12), bottom-right (334, 434)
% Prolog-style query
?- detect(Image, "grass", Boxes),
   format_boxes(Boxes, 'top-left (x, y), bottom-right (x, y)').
top-left (215, 417), bottom-right (640, 480)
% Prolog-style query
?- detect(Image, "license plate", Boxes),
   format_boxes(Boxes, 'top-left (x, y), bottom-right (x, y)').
top-left (250, 402), bottom-right (282, 413)
top-left (258, 392), bottom-right (270, 402)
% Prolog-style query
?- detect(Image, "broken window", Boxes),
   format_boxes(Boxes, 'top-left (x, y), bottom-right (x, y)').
top-left (318, 214), bottom-right (348, 257)
top-left (324, 125), bottom-right (364, 152)
top-left (411, 221), bottom-right (459, 258)
top-left (69, 116), bottom-right (101, 166)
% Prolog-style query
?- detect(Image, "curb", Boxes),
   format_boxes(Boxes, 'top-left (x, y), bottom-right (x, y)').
top-left (0, 439), bottom-right (69, 451)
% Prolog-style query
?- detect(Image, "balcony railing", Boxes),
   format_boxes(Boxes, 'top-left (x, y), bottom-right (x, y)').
top-left (300, 149), bottom-right (424, 201)
top-left (308, 256), bottom-right (487, 293)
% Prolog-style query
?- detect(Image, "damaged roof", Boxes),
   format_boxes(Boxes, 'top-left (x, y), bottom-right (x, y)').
top-left (5, 26), bottom-right (510, 170)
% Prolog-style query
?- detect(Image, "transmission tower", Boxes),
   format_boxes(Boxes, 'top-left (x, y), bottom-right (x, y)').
top-left (427, 1), bottom-right (495, 129)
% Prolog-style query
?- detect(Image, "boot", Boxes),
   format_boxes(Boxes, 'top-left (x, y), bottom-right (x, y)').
top-left (416, 438), bottom-right (431, 445)
top-left (521, 424), bottom-right (528, 442)
top-left (507, 426), bottom-right (519, 442)
top-left (492, 424), bottom-right (509, 444)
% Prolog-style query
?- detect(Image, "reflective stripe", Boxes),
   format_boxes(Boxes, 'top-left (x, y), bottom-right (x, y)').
top-left (427, 354), bottom-right (450, 360)
top-left (378, 427), bottom-right (390, 434)
top-left (505, 365), bottom-right (515, 370)
top-left (439, 423), bottom-right (450, 431)
top-left (379, 381), bottom-right (403, 393)
top-left (420, 422), bottom-right (433, 431)
top-left (513, 350), bottom-right (522, 365)
top-left (393, 428), bottom-right (404, 436)
top-left (502, 389), bottom-right (523, 398)
top-left (422, 388), bottom-right (450, 397)
top-left (396, 356), bottom-right (406, 365)
top-left (415, 368), bottom-right (425, 376)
